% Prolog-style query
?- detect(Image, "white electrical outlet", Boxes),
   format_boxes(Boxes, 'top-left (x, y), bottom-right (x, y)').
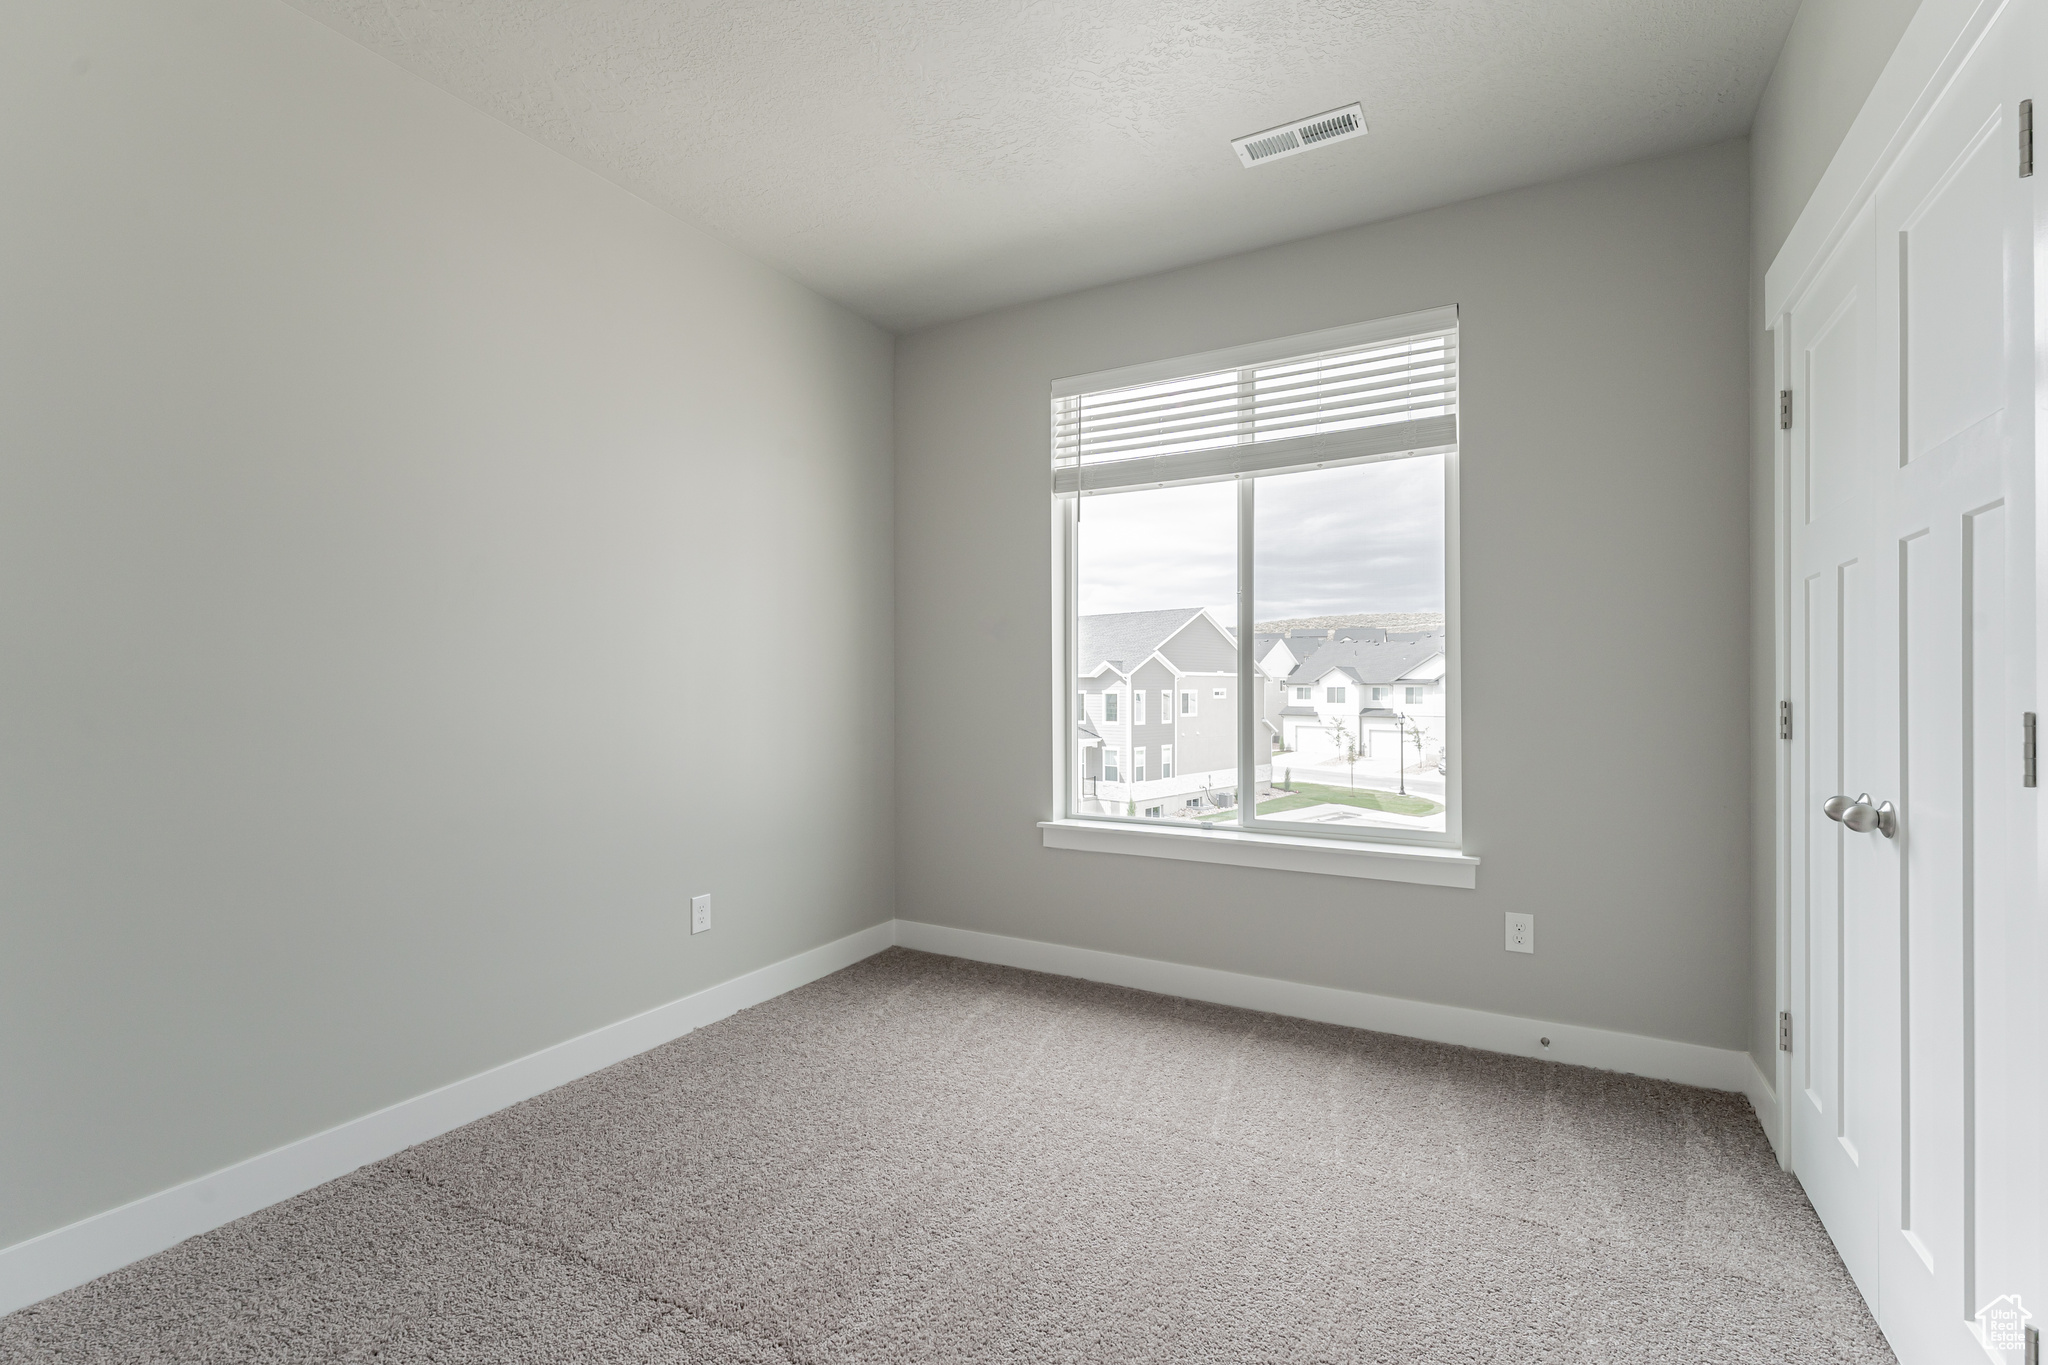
top-left (1505, 912), bottom-right (1534, 954)
top-left (691, 894), bottom-right (711, 935)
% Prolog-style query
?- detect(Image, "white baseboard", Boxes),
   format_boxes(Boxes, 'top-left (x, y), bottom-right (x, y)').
top-left (0, 919), bottom-right (895, 1318)
top-left (1745, 1054), bottom-right (1784, 1166)
top-left (895, 920), bottom-right (1753, 1093)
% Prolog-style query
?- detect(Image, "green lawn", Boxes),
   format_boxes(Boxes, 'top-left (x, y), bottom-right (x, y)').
top-left (1199, 780), bottom-right (1442, 820)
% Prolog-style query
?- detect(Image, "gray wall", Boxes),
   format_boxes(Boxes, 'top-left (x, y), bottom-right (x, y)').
top-left (0, 0), bottom-right (893, 1250)
top-left (896, 141), bottom-right (1753, 1051)
top-left (1744, 0), bottom-right (1923, 1078)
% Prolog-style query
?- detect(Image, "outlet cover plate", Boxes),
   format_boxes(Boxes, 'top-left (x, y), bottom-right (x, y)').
top-left (1505, 912), bottom-right (1534, 954)
top-left (691, 894), bottom-right (711, 935)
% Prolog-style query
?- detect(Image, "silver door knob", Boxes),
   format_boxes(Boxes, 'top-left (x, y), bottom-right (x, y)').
top-left (1824, 792), bottom-right (1897, 839)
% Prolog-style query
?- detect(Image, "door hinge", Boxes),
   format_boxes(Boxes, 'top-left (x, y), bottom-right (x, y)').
top-left (1779, 1010), bottom-right (1793, 1053)
top-left (1779, 700), bottom-right (1793, 741)
top-left (2022, 98), bottom-right (2034, 177)
top-left (1779, 389), bottom-right (1793, 430)
top-left (2025, 711), bottom-right (2037, 788)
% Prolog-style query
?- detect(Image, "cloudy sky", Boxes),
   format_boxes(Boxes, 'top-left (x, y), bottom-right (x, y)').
top-left (1076, 455), bottom-right (1445, 622)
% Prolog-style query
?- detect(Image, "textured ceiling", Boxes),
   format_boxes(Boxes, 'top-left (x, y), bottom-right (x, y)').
top-left (282, 0), bottom-right (1796, 330)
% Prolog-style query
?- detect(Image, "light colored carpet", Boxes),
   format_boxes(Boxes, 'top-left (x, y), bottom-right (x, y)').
top-left (2, 947), bottom-right (1896, 1363)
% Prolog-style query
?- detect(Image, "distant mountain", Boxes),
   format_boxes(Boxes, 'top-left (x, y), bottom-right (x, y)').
top-left (1254, 612), bottom-right (1445, 635)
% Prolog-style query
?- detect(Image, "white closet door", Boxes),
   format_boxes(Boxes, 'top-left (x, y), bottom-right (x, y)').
top-left (1786, 202), bottom-right (1888, 1306)
top-left (1785, 205), bottom-right (1875, 1301)
top-left (1867, 1), bottom-right (2038, 1358)
top-left (1782, 2), bottom-right (2039, 1360)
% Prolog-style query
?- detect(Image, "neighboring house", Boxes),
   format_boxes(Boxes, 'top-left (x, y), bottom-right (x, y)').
top-left (1255, 624), bottom-right (1415, 679)
top-left (1253, 630), bottom-right (1331, 681)
top-left (1075, 612), bottom-right (1442, 813)
top-left (1076, 607), bottom-right (1274, 817)
top-left (1273, 632), bottom-right (1448, 769)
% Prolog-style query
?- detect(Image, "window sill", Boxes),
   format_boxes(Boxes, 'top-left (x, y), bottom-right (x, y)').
top-left (1038, 819), bottom-right (1478, 889)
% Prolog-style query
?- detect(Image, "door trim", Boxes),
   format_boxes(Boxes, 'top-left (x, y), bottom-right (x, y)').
top-left (1771, 311), bottom-right (1793, 1167)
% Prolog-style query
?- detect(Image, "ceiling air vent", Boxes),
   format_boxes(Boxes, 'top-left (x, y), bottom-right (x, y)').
top-left (1231, 103), bottom-right (1367, 168)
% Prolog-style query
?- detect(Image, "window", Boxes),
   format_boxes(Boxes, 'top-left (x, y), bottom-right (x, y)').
top-left (1144, 805), bottom-right (1164, 819)
top-left (1406, 686), bottom-right (1423, 704)
top-left (1104, 691), bottom-right (1118, 723)
top-left (1132, 690), bottom-right (1146, 726)
top-left (1060, 308), bottom-right (1457, 848)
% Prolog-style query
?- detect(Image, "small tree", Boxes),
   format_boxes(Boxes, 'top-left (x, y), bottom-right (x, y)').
top-left (1330, 717), bottom-right (1363, 789)
top-left (1283, 766), bottom-right (1293, 792)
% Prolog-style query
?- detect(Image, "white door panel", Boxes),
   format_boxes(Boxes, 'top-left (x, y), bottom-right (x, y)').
top-left (1904, 120), bottom-right (2013, 463)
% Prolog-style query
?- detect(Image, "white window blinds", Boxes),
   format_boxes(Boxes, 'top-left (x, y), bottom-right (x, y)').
top-left (1052, 305), bottom-right (1456, 496)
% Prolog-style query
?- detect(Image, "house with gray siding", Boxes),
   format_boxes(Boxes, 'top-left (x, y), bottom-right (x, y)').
top-left (1075, 608), bottom-right (1274, 818)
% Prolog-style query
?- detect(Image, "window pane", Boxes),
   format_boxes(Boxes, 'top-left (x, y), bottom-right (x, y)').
top-left (1074, 482), bottom-right (1238, 821)
top-left (1252, 456), bottom-right (1447, 836)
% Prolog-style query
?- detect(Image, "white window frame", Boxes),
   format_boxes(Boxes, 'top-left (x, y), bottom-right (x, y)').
top-left (1132, 689), bottom-right (1146, 726)
top-left (1326, 686), bottom-right (1346, 704)
top-left (1103, 747), bottom-right (1120, 783)
top-left (1294, 686), bottom-right (1312, 701)
top-left (1104, 690), bottom-right (1119, 724)
top-left (1133, 746), bottom-right (1146, 782)
top-left (1161, 744), bottom-right (1173, 779)
top-left (1180, 689), bottom-right (1197, 717)
top-left (1047, 308), bottom-right (1470, 888)
top-left (1406, 686), bottom-right (1422, 704)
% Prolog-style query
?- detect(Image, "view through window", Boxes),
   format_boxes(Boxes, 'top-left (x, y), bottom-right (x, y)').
top-left (1250, 458), bottom-right (1446, 834)
top-left (1059, 311), bottom-right (1455, 842)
